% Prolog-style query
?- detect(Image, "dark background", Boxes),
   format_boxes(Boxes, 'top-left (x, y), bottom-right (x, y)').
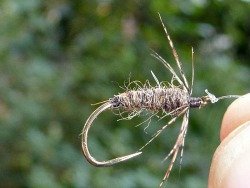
top-left (0, 0), bottom-right (249, 187)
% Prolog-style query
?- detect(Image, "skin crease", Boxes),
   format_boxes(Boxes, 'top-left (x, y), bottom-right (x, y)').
top-left (208, 93), bottom-right (250, 188)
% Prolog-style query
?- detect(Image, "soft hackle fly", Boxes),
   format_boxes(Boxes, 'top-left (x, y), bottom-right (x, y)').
top-left (81, 13), bottom-right (240, 187)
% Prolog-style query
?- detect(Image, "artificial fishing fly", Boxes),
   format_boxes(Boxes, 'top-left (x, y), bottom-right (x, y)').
top-left (81, 13), bottom-right (240, 187)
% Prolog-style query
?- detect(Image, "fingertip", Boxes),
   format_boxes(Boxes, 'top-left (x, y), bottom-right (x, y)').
top-left (220, 93), bottom-right (250, 141)
top-left (208, 121), bottom-right (250, 188)
top-left (209, 93), bottom-right (250, 187)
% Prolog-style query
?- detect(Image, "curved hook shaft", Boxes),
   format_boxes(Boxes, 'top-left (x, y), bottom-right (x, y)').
top-left (82, 102), bottom-right (142, 167)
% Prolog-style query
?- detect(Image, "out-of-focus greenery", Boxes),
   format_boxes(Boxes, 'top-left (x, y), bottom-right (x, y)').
top-left (0, 0), bottom-right (249, 187)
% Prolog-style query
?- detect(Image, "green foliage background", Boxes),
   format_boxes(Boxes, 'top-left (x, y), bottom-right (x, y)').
top-left (0, 0), bottom-right (249, 187)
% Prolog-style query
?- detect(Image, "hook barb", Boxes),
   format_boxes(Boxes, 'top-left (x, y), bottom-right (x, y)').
top-left (82, 102), bottom-right (142, 167)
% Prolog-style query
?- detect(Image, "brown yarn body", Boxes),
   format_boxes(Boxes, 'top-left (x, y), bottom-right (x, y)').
top-left (110, 87), bottom-right (189, 114)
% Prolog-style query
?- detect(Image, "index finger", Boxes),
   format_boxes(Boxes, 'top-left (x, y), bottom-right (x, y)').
top-left (220, 93), bottom-right (250, 141)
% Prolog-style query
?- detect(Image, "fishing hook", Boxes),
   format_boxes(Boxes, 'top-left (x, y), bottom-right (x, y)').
top-left (82, 102), bottom-right (142, 167)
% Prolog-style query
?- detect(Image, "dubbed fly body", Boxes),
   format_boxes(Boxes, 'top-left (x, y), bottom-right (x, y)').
top-left (110, 87), bottom-right (189, 114)
top-left (81, 13), bottom-right (239, 187)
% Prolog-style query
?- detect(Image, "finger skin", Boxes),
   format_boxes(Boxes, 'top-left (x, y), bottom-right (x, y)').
top-left (208, 94), bottom-right (250, 188)
top-left (220, 93), bottom-right (250, 140)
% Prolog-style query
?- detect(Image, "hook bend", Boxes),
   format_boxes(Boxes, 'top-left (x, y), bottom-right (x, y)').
top-left (82, 102), bottom-right (142, 167)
